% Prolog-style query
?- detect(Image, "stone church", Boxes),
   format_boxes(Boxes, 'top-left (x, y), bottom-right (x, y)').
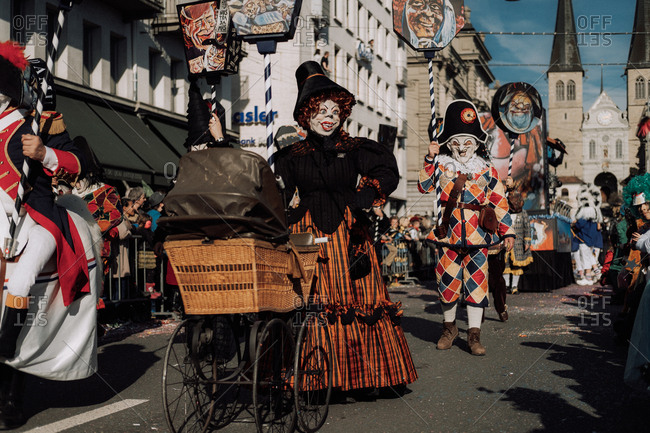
top-left (548, 0), bottom-right (650, 192)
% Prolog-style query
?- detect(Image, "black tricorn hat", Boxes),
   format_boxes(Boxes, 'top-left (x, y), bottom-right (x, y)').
top-left (437, 99), bottom-right (487, 144)
top-left (293, 61), bottom-right (354, 121)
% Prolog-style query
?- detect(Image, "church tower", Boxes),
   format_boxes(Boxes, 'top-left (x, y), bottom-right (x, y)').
top-left (547, 0), bottom-right (584, 179)
top-left (626, 0), bottom-right (650, 172)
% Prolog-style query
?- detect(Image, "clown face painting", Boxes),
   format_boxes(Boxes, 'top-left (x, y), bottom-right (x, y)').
top-left (228, 0), bottom-right (296, 38)
top-left (392, 0), bottom-right (463, 51)
top-left (492, 82), bottom-right (543, 135)
top-left (179, 1), bottom-right (233, 76)
top-left (181, 3), bottom-right (218, 50)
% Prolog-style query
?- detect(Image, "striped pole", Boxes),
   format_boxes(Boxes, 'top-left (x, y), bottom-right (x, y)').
top-left (427, 55), bottom-right (442, 225)
top-left (6, 0), bottom-right (73, 258)
top-left (264, 53), bottom-right (275, 171)
top-left (507, 135), bottom-right (515, 178)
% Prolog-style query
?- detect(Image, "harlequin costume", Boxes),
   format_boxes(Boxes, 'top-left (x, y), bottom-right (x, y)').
top-left (274, 61), bottom-right (417, 391)
top-left (418, 99), bottom-right (514, 355)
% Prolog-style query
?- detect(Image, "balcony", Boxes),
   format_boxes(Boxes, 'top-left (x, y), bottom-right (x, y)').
top-left (106, 0), bottom-right (164, 20)
top-left (152, 0), bottom-right (180, 34)
top-left (397, 118), bottom-right (408, 137)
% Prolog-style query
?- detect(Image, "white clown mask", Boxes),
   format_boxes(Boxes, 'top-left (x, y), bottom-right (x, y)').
top-left (310, 99), bottom-right (340, 136)
top-left (447, 134), bottom-right (478, 164)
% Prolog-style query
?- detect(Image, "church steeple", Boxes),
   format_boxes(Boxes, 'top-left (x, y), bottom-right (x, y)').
top-left (548, 0), bottom-right (583, 74)
top-left (627, 0), bottom-right (650, 70)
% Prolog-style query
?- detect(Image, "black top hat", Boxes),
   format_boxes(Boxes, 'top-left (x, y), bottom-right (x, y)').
top-left (437, 99), bottom-right (487, 144)
top-left (293, 61), bottom-right (354, 121)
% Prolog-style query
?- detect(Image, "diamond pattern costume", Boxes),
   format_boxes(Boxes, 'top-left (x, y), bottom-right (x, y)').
top-left (419, 156), bottom-right (514, 306)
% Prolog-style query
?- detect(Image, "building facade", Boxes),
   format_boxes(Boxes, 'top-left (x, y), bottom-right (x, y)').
top-left (1, 0), bottom-right (241, 187)
top-left (581, 91), bottom-right (629, 188)
top-left (404, 7), bottom-right (495, 217)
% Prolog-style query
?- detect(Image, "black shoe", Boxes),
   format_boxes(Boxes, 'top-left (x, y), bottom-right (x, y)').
top-left (0, 401), bottom-right (25, 430)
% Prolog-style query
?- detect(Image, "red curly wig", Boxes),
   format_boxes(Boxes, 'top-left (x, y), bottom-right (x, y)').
top-left (296, 90), bottom-right (356, 131)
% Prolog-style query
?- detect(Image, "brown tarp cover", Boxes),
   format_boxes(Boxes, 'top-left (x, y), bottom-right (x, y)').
top-left (157, 148), bottom-right (288, 240)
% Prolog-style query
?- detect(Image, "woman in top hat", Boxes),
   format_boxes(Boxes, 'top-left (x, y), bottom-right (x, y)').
top-left (274, 61), bottom-right (417, 392)
top-left (418, 99), bottom-right (514, 356)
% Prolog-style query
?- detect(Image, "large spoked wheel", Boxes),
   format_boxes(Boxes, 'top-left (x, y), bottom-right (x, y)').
top-left (162, 318), bottom-right (215, 433)
top-left (253, 318), bottom-right (296, 433)
top-left (294, 313), bottom-right (333, 433)
top-left (204, 316), bottom-right (243, 429)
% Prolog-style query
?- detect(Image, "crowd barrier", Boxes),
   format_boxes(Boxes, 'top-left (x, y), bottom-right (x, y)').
top-left (101, 233), bottom-right (438, 319)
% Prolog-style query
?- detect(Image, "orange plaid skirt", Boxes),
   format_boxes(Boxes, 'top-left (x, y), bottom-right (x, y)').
top-left (291, 209), bottom-right (417, 391)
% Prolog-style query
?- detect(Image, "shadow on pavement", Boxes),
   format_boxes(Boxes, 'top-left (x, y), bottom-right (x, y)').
top-left (477, 291), bottom-right (649, 432)
top-left (25, 342), bottom-right (160, 416)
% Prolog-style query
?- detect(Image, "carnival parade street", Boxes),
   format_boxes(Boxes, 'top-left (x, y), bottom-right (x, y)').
top-left (10, 279), bottom-right (647, 433)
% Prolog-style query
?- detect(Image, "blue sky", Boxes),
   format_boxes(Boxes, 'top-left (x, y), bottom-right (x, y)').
top-left (468, 0), bottom-right (637, 112)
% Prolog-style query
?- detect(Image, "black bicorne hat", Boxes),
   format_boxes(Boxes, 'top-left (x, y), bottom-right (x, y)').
top-left (185, 80), bottom-right (211, 148)
top-left (437, 99), bottom-right (487, 144)
top-left (0, 41), bottom-right (27, 105)
top-left (293, 61), bottom-right (354, 121)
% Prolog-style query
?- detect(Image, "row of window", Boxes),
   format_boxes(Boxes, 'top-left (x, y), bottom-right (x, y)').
top-left (556, 80), bottom-right (577, 101)
top-left (331, 46), bottom-right (404, 119)
top-left (558, 77), bottom-right (649, 101)
top-left (588, 138), bottom-right (623, 160)
top-left (333, 0), bottom-right (397, 63)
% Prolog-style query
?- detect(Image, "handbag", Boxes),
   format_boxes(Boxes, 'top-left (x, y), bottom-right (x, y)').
top-left (478, 207), bottom-right (498, 234)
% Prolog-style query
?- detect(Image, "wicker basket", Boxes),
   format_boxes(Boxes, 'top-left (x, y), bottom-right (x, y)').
top-left (164, 238), bottom-right (320, 315)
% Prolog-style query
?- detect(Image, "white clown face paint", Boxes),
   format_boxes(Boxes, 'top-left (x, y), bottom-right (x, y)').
top-left (310, 99), bottom-right (340, 136)
top-left (448, 134), bottom-right (478, 164)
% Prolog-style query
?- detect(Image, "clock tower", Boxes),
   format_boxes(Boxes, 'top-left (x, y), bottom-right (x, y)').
top-left (547, 0), bottom-right (584, 180)
top-left (582, 91), bottom-right (629, 189)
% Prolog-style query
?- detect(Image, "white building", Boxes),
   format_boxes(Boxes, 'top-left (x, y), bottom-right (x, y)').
top-left (581, 91), bottom-right (629, 191)
top-left (1, 0), bottom-right (240, 187)
top-left (233, 0), bottom-right (409, 212)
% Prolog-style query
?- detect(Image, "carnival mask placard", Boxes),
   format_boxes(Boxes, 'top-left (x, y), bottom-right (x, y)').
top-left (491, 82), bottom-right (543, 136)
top-left (392, 0), bottom-right (465, 51)
top-left (178, 0), bottom-right (241, 76)
top-left (227, 0), bottom-right (303, 42)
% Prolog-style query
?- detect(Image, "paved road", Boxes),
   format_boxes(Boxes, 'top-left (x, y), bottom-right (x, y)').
top-left (14, 281), bottom-right (649, 433)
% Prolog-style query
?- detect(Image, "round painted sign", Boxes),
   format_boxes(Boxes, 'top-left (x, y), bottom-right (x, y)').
top-left (491, 82), bottom-right (543, 135)
top-left (392, 0), bottom-right (465, 52)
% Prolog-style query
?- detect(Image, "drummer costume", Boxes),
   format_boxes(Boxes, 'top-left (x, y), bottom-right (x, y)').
top-left (275, 61), bottom-right (417, 391)
top-left (418, 100), bottom-right (514, 355)
top-left (0, 41), bottom-right (89, 429)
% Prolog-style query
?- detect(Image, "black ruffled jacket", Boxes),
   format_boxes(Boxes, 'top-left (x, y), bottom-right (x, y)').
top-left (274, 130), bottom-right (399, 234)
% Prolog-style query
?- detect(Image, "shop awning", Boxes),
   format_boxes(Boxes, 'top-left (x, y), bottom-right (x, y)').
top-left (56, 94), bottom-right (153, 175)
top-left (143, 117), bottom-right (188, 156)
top-left (86, 102), bottom-right (182, 175)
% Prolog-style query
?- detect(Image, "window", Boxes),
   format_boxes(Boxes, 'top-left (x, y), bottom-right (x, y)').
top-left (171, 60), bottom-right (185, 114)
top-left (556, 80), bottom-right (565, 101)
top-left (567, 80), bottom-right (576, 101)
top-left (347, 55), bottom-right (355, 95)
top-left (110, 35), bottom-right (126, 95)
top-left (616, 139), bottom-right (623, 159)
top-left (347, 0), bottom-right (356, 32)
top-left (636, 77), bottom-right (646, 100)
top-left (83, 23), bottom-right (99, 87)
top-left (149, 50), bottom-right (162, 105)
top-left (589, 139), bottom-right (596, 159)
